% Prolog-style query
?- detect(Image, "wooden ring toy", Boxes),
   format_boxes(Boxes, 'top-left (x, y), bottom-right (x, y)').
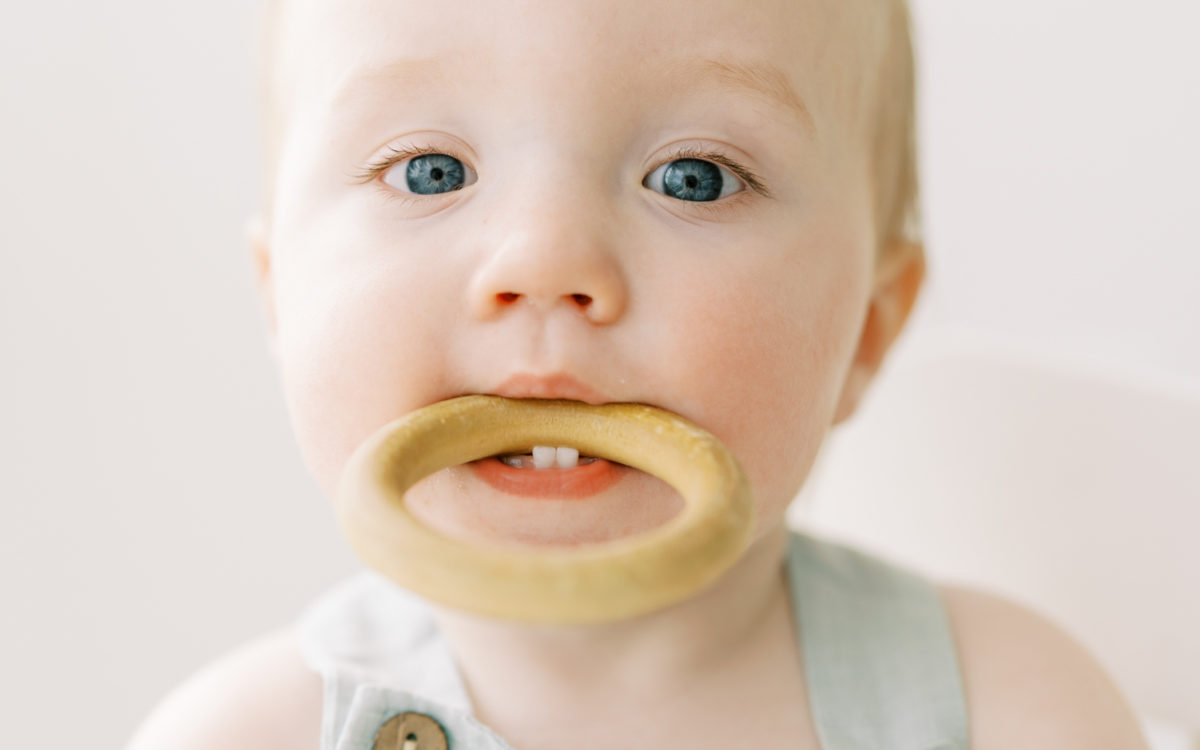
top-left (336, 395), bottom-right (754, 623)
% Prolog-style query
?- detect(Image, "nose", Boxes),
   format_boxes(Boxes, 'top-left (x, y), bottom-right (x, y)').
top-left (467, 210), bottom-right (628, 325)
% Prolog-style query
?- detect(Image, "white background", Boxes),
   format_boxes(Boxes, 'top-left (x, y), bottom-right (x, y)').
top-left (2, 2), bottom-right (1197, 747)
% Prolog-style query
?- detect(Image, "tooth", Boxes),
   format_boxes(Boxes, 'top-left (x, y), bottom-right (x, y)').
top-left (555, 446), bottom-right (579, 469)
top-left (532, 445), bottom-right (556, 469)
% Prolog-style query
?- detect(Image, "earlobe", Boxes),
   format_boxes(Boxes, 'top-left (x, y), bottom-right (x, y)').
top-left (245, 214), bottom-right (279, 356)
top-left (831, 241), bottom-right (926, 425)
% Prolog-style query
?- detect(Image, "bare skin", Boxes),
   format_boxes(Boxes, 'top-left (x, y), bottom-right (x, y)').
top-left (129, 0), bottom-right (1151, 747)
top-left (435, 527), bottom-right (815, 749)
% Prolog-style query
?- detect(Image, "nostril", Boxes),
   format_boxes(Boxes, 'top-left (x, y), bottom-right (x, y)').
top-left (489, 291), bottom-right (594, 311)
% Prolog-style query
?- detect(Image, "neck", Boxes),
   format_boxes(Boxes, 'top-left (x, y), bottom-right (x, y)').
top-left (430, 524), bottom-right (792, 722)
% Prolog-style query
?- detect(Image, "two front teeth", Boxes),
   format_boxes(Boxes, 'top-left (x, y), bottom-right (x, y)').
top-left (498, 445), bottom-right (599, 470)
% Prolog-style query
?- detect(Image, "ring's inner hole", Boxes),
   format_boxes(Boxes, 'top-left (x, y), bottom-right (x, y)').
top-left (403, 460), bottom-right (685, 550)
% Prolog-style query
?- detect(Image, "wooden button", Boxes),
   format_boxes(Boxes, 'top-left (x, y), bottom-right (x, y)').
top-left (372, 712), bottom-right (449, 750)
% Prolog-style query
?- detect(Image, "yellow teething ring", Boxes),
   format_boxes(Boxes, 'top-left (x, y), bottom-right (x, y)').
top-left (336, 395), bottom-right (754, 624)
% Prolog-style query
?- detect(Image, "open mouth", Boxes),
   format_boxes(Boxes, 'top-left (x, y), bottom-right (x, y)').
top-left (469, 444), bottom-right (627, 498)
top-left (493, 445), bottom-right (600, 469)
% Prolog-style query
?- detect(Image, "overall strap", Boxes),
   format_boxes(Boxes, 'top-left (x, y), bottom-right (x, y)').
top-left (786, 531), bottom-right (970, 750)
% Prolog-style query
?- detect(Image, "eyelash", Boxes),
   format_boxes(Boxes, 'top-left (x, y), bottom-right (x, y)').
top-left (351, 143), bottom-right (456, 206)
top-left (351, 143), bottom-right (771, 213)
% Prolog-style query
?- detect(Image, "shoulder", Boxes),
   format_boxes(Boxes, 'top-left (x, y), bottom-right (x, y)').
top-left (126, 627), bottom-right (323, 750)
top-left (938, 583), bottom-right (1150, 750)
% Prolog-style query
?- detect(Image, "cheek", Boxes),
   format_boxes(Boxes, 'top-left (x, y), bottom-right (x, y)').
top-left (273, 261), bottom-right (457, 498)
top-left (654, 245), bottom-right (869, 530)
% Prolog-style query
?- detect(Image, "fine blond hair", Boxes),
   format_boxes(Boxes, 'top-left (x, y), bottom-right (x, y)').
top-left (869, 0), bottom-right (922, 260)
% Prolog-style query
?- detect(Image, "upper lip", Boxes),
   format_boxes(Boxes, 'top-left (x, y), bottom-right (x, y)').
top-left (486, 373), bottom-right (611, 405)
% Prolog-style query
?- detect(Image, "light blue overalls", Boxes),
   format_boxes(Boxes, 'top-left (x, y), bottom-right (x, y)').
top-left (299, 530), bottom-right (969, 749)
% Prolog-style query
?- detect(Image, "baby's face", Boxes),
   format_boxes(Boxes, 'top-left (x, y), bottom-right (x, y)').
top-left (258, 0), bottom-right (885, 547)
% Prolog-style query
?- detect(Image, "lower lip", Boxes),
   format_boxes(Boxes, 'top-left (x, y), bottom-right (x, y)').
top-left (468, 457), bottom-right (626, 499)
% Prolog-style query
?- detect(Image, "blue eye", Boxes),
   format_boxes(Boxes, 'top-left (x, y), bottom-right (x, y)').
top-left (644, 158), bottom-right (744, 202)
top-left (384, 153), bottom-right (472, 195)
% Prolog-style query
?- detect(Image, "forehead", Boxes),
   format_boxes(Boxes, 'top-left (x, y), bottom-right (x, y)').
top-left (271, 0), bottom-right (875, 145)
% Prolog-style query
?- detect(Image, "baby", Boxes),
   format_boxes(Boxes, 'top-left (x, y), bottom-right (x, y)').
top-left (130, 0), bottom-right (1150, 748)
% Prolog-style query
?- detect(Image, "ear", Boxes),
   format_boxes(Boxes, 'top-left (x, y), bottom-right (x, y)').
top-left (246, 214), bottom-right (278, 357)
top-left (831, 240), bottom-right (926, 425)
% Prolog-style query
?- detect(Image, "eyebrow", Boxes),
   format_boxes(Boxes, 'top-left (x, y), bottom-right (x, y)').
top-left (663, 57), bottom-right (818, 137)
top-left (330, 55), bottom-right (817, 138)
top-left (329, 56), bottom-right (451, 111)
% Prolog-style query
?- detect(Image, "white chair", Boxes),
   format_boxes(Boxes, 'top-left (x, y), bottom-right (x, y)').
top-left (791, 331), bottom-right (1200, 747)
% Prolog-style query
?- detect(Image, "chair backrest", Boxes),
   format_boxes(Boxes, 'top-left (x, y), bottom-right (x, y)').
top-left (792, 333), bottom-right (1200, 734)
